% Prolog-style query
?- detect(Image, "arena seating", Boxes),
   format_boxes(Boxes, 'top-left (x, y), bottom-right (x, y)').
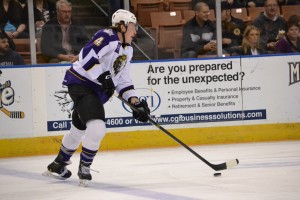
top-left (13, 38), bottom-right (46, 64)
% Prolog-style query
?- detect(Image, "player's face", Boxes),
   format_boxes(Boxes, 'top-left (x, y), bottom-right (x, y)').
top-left (124, 23), bottom-right (137, 44)
top-left (0, 38), bottom-right (9, 53)
top-left (57, 4), bottom-right (72, 24)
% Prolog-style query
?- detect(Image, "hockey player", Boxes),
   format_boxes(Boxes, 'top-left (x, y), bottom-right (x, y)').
top-left (43, 9), bottom-right (150, 186)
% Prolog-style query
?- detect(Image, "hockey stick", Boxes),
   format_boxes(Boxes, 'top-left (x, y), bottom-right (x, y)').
top-left (116, 95), bottom-right (239, 171)
top-left (0, 107), bottom-right (25, 118)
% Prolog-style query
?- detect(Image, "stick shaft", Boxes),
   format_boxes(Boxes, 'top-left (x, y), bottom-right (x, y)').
top-left (115, 95), bottom-right (226, 171)
top-left (147, 117), bottom-right (215, 168)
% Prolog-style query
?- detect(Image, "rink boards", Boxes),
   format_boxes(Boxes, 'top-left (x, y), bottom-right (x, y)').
top-left (0, 54), bottom-right (300, 157)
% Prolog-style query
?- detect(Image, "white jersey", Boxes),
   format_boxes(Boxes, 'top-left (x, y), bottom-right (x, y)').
top-left (63, 28), bottom-right (136, 103)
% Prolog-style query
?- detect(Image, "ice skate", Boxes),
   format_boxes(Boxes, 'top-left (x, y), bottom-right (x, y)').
top-left (42, 156), bottom-right (72, 180)
top-left (78, 161), bottom-right (92, 187)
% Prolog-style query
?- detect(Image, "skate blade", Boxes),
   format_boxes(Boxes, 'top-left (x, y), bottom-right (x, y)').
top-left (78, 179), bottom-right (90, 187)
top-left (42, 170), bottom-right (67, 180)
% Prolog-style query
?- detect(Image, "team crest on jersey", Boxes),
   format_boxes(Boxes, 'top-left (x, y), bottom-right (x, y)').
top-left (113, 55), bottom-right (127, 75)
top-left (103, 29), bottom-right (114, 36)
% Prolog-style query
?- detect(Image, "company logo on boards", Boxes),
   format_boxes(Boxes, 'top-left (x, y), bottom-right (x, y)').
top-left (54, 86), bottom-right (73, 118)
top-left (0, 70), bottom-right (25, 119)
top-left (289, 62), bottom-right (300, 85)
top-left (122, 88), bottom-right (161, 114)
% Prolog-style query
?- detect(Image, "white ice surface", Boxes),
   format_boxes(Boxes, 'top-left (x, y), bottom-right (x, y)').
top-left (0, 141), bottom-right (300, 200)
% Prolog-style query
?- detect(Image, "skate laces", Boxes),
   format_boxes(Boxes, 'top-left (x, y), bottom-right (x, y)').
top-left (80, 164), bottom-right (99, 174)
top-left (81, 165), bottom-right (90, 174)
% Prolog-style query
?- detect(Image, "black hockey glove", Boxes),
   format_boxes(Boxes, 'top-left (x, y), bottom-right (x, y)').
top-left (132, 99), bottom-right (150, 122)
top-left (97, 71), bottom-right (115, 98)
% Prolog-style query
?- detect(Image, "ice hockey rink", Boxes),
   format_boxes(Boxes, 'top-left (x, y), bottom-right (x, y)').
top-left (0, 141), bottom-right (299, 200)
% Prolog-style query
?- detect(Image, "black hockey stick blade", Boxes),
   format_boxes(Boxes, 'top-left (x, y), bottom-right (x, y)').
top-left (115, 94), bottom-right (239, 171)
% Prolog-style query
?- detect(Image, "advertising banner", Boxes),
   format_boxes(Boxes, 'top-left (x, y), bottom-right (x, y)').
top-left (105, 57), bottom-right (266, 130)
top-left (1, 54), bottom-right (299, 139)
top-left (46, 66), bottom-right (72, 132)
top-left (241, 55), bottom-right (300, 123)
top-left (0, 67), bottom-right (33, 138)
top-left (41, 55), bottom-right (300, 133)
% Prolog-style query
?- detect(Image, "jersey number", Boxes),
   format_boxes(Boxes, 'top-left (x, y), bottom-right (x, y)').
top-left (94, 37), bottom-right (104, 46)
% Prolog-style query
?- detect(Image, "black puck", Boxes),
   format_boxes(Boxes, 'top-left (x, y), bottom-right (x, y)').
top-left (214, 172), bottom-right (222, 177)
